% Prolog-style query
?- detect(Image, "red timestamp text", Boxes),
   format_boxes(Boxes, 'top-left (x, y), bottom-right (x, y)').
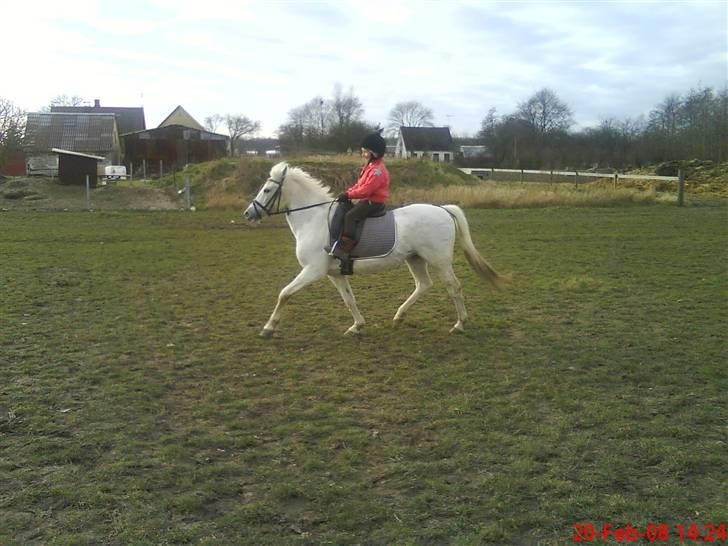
top-left (572, 522), bottom-right (727, 542)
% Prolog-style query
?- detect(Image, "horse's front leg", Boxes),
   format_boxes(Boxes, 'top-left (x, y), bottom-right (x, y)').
top-left (328, 275), bottom-right (365, 335)
top-left (261, 265), bottom-right (325, 337)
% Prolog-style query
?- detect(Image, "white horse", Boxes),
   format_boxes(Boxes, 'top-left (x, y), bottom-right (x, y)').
top-left (243, 162), bottom-right (506, 336)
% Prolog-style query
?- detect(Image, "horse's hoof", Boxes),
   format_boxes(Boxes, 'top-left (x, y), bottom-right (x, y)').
top-left (393, 316), bottom-right (403, 325)
top-left (345, 325), bottom-right (363, 335)
top-left (449, 324), bottom-right (465, 334)
top-left (259, 328), bottom-right (275, 338)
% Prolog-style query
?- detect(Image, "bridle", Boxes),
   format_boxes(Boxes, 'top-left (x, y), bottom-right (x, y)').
top-left (250, 166), bottom-right (336, 217)
top-left (251, 174), bottom-right (285, 217)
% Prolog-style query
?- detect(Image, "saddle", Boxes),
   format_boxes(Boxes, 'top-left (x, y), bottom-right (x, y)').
top-left (329, 202), bottom-right (396, 259)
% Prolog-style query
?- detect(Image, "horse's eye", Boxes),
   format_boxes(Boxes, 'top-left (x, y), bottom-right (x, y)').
top-left (264, 188), bottom-right (271, 193)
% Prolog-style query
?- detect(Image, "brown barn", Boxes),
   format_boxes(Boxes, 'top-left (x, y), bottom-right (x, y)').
top-left (121, 106), bottom-right (228, 176)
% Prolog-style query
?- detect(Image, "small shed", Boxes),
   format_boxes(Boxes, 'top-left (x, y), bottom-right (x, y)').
top-left (52, 148), bottom-right (104, 187)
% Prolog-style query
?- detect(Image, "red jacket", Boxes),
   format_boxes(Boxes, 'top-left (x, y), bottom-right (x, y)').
top-left (345, 159), bottom-right (389, 202)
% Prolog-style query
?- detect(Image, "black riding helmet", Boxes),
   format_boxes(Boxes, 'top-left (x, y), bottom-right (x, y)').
top-left (360, 128), bottom-right (386, 158)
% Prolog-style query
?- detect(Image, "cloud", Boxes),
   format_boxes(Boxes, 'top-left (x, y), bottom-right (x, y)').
top-left (4, 0), bottom-right (725, 136)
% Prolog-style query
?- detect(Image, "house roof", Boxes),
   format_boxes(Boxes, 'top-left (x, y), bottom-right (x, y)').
top-left (51, 104), bottom-right (145, 135)
top-left (24, 113), bottom-right (117, 153)
top-left (157, 105), bottom-right (205, 131)
top-left (400, 126), bottom-right (453, 151)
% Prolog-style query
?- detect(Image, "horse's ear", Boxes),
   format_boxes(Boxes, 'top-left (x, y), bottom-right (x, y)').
top-left (281, 165), bottom-right (288, 179)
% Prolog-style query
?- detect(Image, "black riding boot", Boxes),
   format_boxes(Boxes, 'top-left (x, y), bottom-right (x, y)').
top-left (340, 257), bottom-right (354, 275)
top-left (330, 236), bottom-right (356, 275)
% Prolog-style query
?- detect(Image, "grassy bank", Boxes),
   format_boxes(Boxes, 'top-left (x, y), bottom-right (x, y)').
top-left (155, 156), bottom-right (689, 209)
top-left (1, 205), bottom-right (726, 544)
top-left (4, 157), bottom-right (726, 211)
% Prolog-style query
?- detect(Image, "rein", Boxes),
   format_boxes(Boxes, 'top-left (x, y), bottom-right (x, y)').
top-left (251, 171), bottom-right (335, 217)
top-left (267, 199), bottom-right (336, 216)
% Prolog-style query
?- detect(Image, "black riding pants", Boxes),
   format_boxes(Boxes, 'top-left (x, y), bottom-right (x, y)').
top-left (343, 200), bottom-right (386, 239)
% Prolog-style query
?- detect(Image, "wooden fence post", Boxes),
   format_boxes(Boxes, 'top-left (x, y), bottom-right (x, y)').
top-left (85, 175), bottom-right (91, 210)
top-left (575, 171), bottom-right (579, 188)
top-left (677, 169), bottom-right (685, 207)
top-left (160, 159), bottom-right (163, 179)
top-left (520, 168), bottom-right (524, 183)
top-left (143, 159), bottom-right (147, 179)
top-left (613, 172), bottom-right (618, 190)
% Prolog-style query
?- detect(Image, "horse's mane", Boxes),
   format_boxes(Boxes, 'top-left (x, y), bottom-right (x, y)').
top-left (273, 162), bottom-right (334, 199)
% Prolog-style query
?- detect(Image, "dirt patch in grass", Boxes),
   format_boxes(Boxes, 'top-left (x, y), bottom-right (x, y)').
top-left (0, 177), bottom-right (181, 210)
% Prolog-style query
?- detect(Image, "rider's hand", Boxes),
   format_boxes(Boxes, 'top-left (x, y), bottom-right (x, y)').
top-left (337, 193), bottom-right (349, 203)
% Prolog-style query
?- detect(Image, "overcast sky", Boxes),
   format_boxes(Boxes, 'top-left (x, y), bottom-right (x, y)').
top-left (4, 0), bottom-right (726, 137)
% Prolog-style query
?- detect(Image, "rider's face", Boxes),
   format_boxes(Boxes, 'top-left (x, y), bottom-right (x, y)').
top-left (361, 148), bottom-right (373, 162)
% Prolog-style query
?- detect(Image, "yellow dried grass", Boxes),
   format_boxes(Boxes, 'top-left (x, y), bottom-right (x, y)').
top-left (390, 182), bottom-right (657, 208)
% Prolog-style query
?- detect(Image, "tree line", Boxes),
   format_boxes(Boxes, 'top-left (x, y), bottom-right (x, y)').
top-left (477, 86), bottom-right (727, 170)
top-left (267, 83), bottom-right (728, 168)
top-left (1, 85), bottom-right (725, 170)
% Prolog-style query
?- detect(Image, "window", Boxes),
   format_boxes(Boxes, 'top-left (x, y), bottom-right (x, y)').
top-left (432, 152), bottom-right (440, 162)
top-left (444, 153), bottom-right (451, 162)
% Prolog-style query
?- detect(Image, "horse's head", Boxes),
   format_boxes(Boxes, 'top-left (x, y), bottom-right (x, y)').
top-left (244, 162), bottom-right (289, 221)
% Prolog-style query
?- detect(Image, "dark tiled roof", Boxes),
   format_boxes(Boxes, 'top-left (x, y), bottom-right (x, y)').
top-left (25, 113), bottom-right (117, 153)
top-left (400, 126), bottom-right (453, 150)
top-left (51, 105), bottom-right (145, 134)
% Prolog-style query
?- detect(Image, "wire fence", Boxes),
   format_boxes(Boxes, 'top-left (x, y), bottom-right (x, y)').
top-left (459, 168), bottom-right (686, 205)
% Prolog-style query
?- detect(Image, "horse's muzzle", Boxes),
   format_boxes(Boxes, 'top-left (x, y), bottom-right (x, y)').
top-left (243, 204), bottom-right (261, 222)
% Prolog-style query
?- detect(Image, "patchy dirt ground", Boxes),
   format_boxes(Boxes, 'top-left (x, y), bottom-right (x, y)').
top-left (0, 177), bottom-right (182, 210)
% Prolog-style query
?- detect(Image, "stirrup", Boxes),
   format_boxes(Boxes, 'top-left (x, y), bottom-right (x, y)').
top-left (328, 240), bottom-right (341, 257)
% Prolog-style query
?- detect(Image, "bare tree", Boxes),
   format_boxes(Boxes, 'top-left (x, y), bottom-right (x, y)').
top-left (332, 84), bottom-right (364, 129)
top-left (225, 114), bottom-right (261, 155)
top-left (478, 107), bottom-right (499, 141)
top-left (516, 88), bottom-right (574, 135)
top-left (204, 114), bottom-right (224, 133)
top-left (387, 101), bottom-right (434, 135)
top-left (41, 94), bottom-right (87, 112)
top-left (277, 87), bottom-right (370, 153)
top-left (278, 104), bottom-right (308, 149)
top-left (277, 96), bottom-right (334, 147)
top-left (0, 98), bottom-right (25, 164)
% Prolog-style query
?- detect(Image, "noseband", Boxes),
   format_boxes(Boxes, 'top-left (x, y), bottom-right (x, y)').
top-left (252, 177), bottom-right (284, 216)
top-left (251, 170), bottom-right (286, 217)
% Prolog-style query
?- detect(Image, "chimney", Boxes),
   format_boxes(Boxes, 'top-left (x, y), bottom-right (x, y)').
top-left (94, 99), bottom-right (100, 108)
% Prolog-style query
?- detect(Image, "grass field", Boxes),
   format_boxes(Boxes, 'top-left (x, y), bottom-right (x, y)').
top-left (1, 203), bottom-right (726, 545)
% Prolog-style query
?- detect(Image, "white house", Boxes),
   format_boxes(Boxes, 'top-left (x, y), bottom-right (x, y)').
top-left (395, 126), bottom-right (453, 162)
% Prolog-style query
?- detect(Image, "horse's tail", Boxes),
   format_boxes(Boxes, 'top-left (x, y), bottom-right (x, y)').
top-left (442, 205), bottom-right (508, 290)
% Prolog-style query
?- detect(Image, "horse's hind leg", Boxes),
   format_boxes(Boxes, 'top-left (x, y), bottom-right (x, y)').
top-left (393, 256), bottom-right (432, 324)
top-left (432, 263), bottom-right (468, 333)
top-left (328, 275), bottom-right (366, 335)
